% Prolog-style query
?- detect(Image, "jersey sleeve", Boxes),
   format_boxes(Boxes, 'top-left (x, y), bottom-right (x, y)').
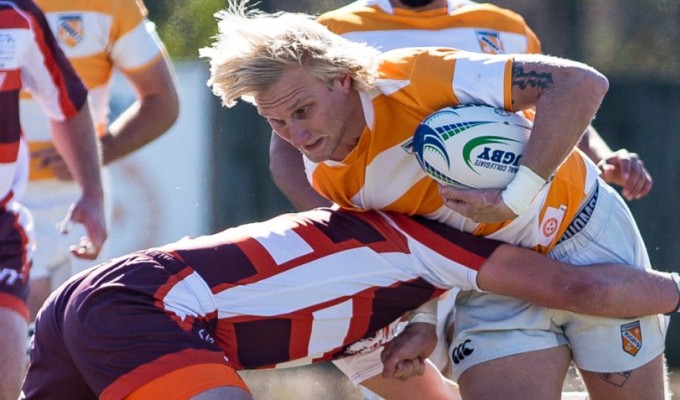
top-left (381, 47), bottom-right (513, 112)
top-left (108, 0), bottom-right (165, 72)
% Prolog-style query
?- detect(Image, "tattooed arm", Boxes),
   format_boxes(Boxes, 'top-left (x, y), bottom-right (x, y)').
top-left (439, 55), bottom-right (609, 222)
top-left (510, 55), bottom-right (609, 180)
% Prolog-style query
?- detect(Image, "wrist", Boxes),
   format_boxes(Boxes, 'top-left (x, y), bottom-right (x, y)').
top-left (501, 165), bottom-right (548, 215)
top-left (407, 311), bottom-right (438, 326)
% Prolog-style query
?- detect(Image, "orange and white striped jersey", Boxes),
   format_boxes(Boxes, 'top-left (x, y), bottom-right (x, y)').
top-left (304, 48), bottom-right (600, 253)
top-left (317, 0), bottom-right (541, 55)
top-left (19, 0), bottom-right (165, 179)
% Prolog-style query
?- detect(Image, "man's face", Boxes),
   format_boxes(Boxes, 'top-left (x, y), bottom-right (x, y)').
top-left (255, 67), bottom-right (363, 163)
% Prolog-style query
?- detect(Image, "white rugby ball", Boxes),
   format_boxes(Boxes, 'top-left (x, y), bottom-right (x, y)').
top-left (412, 104), bottom-right (532, 189)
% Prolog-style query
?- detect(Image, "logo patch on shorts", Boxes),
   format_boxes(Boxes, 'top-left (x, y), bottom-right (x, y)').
top-left (621, 321), bottom-right (642, 356)
top-left (451, 339), bottom-right (474, 364)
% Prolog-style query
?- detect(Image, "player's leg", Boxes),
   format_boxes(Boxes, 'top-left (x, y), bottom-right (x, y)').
top-left (549, 181), bottom-right (669, 400)
top-left (0, 307), bottom-right (28, 400)
top-left (577, 354), bottom-right (667, 400)
top-left (457, 346), bottom-right (571, 400)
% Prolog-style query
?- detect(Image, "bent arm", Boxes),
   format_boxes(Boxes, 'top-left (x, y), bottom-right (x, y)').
top-left (269, 132), bottom-right (332, 210)
top-left (477, 244), bottom-right (678, 318)
top-left (101, 55), bottom-right (179, 165)
top-left (49, 102), bottom-right (107, 258)
top-left (511, 54), bottom-right (609, 180)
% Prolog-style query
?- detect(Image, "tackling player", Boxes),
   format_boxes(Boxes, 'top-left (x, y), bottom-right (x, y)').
top-left (21, 207), bottom-right (680, 399)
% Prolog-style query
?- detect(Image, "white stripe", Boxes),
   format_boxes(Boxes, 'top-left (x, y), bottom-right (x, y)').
top-left (241, 219), bottom-right (314, 265)
top-left (308, 300), bottom-right (353, 356)
top-left (44, 12), bottom-right (113, 58)
top-left (214, 248), bottom-right (416, 318)
top-left (110, 20), bottom-right (163, 70)
top-left (452, 53), bottom-right (510, 106)
top-left (353, 140), bottom-right (427, 209)
top-left (163, 271), bottom-right (217, 320)
top-left (343, 28), bottom-right (529, 54)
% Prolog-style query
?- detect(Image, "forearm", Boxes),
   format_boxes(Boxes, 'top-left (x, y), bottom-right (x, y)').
top-left (577, 125), bottom-right (613, 164)
top-left (49, 103), bottom-right (103, 199)
top-left (478, 244), bottom-right (679, 318)
top-left (269, 133), bottom-right (332, 210)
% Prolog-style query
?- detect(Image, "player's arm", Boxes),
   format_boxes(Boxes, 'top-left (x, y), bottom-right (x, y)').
top-left (269, 132), bottom-right (332, 210)
top-left (478, 243), bottom-right (679, 317)
top-left (441, 55), bottom-right (609, 222)
top-left (578, 125), bottom-right (652, 200)
top-left (100, 54), bottom-right (179, 165)
top-left (49, 102), bottom-right (107, 259)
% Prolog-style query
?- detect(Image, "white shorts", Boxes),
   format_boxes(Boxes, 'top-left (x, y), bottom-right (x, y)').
top-left (450, 181), bottom-right (668, 380)
top-left (24, 172), bottom-right (112, 290)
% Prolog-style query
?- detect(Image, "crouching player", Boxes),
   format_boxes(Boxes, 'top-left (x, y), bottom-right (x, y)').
top-left (23, 208), bottom-right (680, 400)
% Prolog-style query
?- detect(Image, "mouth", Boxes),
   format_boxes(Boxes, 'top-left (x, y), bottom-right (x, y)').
top-left (301, 137), bottom-right (323, 153)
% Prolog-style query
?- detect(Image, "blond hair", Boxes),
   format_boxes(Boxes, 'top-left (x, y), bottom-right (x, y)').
top-left (200, 1), bottom-right (380, 107)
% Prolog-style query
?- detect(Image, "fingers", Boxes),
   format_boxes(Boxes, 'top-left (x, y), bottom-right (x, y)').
top-left (69, 238), bottom-right (100, 260)
top-left (59, 202), bottom-right (107, 260)
top-left (392, 358), bottom-right (426, 381)
top-left (599, 151), bottom-right (653, 200)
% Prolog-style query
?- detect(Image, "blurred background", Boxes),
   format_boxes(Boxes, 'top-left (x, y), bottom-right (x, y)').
top-left (104, 0), bottom-right (680, 396)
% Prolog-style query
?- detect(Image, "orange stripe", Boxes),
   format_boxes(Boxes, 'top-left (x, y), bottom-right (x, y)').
top-left (101, 349), bottom-right (233, 400)
top-left (122, 364), bottom-right (249, 400)
top-left (0, 293), bottom-right (29, 322)
top-left (27, 141), bottom-right (57, 180)
top-left (504, 57), bottom-right (514, 111)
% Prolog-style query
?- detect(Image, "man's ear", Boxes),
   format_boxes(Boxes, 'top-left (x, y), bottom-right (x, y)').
top-left (337, 72), bottom-right (353, 92)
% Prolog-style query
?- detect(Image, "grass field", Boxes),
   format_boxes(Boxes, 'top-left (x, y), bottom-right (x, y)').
top-left (240, 363), bottom-right (680, 399)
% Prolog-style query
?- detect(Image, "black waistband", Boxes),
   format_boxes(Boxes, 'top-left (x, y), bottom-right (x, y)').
top-left (557, 183), bottom-right (599, 244)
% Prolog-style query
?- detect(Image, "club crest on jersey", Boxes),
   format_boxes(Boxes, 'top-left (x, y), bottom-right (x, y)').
top-left (58, 15), bottom-right (84, 48)
top-left (475, 30), bottom-right (505, 54)
top-left (620, 321), bottom-right (642, 356)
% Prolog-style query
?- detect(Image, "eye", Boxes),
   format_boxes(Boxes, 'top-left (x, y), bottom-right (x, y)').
top-left (293, 106), bottom-right (309, 119)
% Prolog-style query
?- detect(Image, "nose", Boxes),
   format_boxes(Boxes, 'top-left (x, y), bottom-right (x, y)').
top-left (288, 122), bottom-right (311, 149)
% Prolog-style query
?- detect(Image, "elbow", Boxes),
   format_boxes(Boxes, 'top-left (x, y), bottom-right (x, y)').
top-left (575, 66), bottom-right (609, 107)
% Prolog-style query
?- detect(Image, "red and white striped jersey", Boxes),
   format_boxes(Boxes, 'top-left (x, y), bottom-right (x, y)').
top-left (156, 209), bottom-right (498, 369)
top-left (304, 48), bottom-right (600, 253)
top-left (0, 0), bottom-right (86, 203)
top-left (0, 0), bottom-right (85, 317)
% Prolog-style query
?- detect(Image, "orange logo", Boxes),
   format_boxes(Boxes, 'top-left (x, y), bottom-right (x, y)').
top-left (621, 321), bottom-right (642, 356)
top-left (541, 217), bottom-right (558, 237)
top-left (57, 15), bottom-right (84, 48)
top-left (475, 31), bottom-right (505, 54)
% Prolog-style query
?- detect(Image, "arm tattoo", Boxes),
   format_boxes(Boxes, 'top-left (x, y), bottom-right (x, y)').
top-left (512, 65), bottom-right (554, 90)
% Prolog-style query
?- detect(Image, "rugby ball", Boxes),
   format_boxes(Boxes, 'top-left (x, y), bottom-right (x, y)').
top-left (412, 104), bottom-right (532, 189)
